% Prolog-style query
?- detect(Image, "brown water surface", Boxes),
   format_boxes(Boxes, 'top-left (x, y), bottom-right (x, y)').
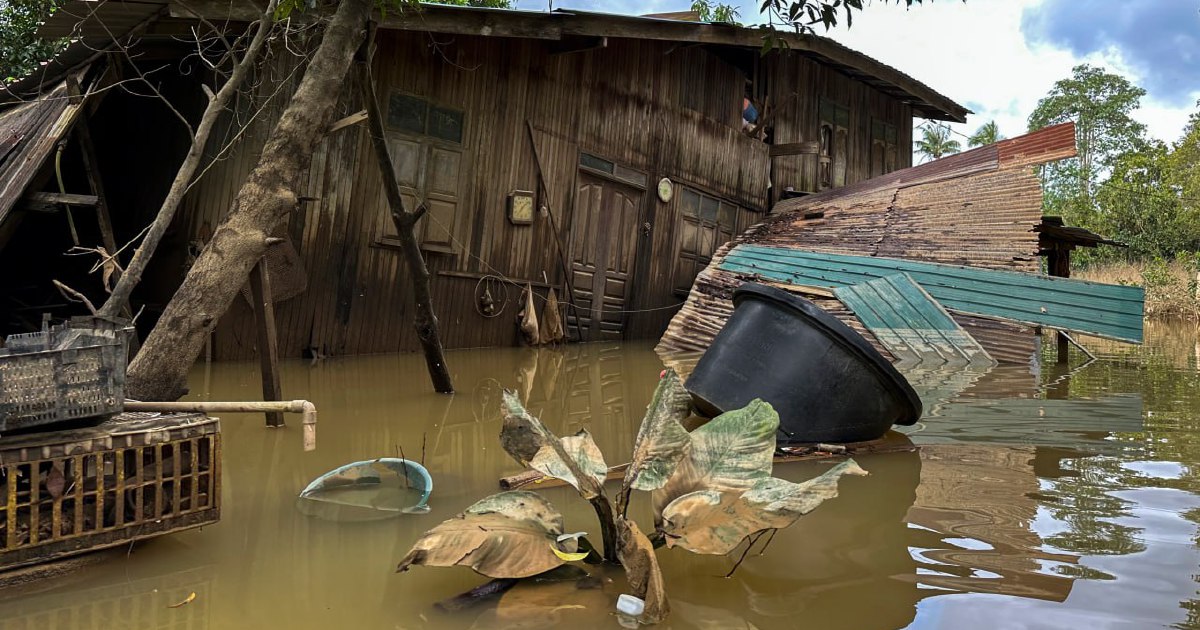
top-left (0, 323), bottom-right (1198, 629)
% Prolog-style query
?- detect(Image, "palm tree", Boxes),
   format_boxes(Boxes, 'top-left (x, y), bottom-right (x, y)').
top-left (968, 120), bottom-right (1003, 147)
top-left (915, 124), bottom-right (961, 163)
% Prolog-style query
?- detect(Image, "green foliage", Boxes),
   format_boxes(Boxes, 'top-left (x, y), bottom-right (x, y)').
top-left (1094, 139), bottom-right (1200, 259)
top-left (1028, 64), bottom-right (1148, 257)
top-left (691, 0), bottom-right (741, 24)
top-left (914, 122), bottom-right (960, 162)
top-left (967, 119), bottom-right (1002, 147)
top-left (0, 0), bottom-right (67, 84)
top-left (1027, 64), bottom-right (1199, 265)
top-left (761, 0), bottom-right (948, 32)
top-left (1029, 64), bottom-right (1147, 179)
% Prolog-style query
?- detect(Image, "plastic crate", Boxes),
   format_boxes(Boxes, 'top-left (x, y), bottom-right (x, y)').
top-left (0, 412), bottom-right (221, 571)
top-left (0, 317), bottom-right (130, 433)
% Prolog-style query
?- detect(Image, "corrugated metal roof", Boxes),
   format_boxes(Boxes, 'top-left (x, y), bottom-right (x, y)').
top-left (771, 122), bottom-right (1077, 216)
top-left (834, 273), bottom-right (994, 368)
top-left (721, 244), bottom-right (1145, 343)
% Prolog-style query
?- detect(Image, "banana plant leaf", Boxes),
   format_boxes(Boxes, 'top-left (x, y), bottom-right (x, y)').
top-left (659, 459), bottom-right (868, 555)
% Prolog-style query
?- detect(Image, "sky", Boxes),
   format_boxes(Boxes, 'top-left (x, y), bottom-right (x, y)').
top-left (511, 0), bottom-right (1200, 146)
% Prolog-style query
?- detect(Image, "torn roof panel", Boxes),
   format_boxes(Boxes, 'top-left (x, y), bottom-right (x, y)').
top-left (0, 76), bottom-right (90, 227)
top-left (722, 245), bottom-right (1145, 344)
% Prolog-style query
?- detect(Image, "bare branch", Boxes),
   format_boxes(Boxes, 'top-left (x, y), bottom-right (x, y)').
top-left (53, 280), bottom-right (99, 316)
top-left (100, 0), bottom-right (280, 318)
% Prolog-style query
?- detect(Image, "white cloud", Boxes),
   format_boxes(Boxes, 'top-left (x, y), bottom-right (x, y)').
top-left (819, 0), bottom-right (1193, 145)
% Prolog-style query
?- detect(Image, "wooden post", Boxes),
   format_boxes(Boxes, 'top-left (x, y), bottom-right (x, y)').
top-left (249, 260), bottom-right (284, 427)
top-left (1049, 244), bottom-right (1072, 365)
top-left (357, 25), bottom-right (454, 394)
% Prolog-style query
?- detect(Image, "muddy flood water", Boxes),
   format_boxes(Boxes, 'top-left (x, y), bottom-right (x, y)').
top-left (1, 323), bottom-right (1199, 629)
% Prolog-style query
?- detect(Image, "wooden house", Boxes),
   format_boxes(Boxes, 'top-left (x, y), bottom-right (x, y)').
top-left (0, 3), bottom-right (967, 360)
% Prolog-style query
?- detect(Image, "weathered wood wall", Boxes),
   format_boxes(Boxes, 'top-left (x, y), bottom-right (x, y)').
top-left (175, 30), bottom-right (919, 360)
top-left (767, 53), bottom-right (913, 200)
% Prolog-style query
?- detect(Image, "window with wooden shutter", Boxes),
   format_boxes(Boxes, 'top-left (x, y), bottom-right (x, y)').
top-left (818, 99), bottom-right (849, 190)
top-left (374, 92), bottom-right (466, 254)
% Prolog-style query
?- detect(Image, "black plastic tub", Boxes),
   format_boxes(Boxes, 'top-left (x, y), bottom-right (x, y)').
top-left (684, 282), bottom-right (922, 444)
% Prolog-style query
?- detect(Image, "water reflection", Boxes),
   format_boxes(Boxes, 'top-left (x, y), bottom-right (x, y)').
top-left (0, 324), bottom-right (1194, 628)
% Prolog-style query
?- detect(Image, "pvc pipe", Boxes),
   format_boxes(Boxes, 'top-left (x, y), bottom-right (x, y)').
top-left (123, 400), bottom-right (318, 451)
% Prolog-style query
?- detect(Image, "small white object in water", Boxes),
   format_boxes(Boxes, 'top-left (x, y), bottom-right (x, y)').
top-left (616, 594), bottom-right (645, 617)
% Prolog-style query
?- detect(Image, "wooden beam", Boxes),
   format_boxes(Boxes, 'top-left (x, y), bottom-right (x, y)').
top-left (248, 260), bottom-right (284, 427)
top-left (20, 192), bottom-right (99, 213)
top-left (769, 141), bottom-right (819, 157)
top-left (163, 2), bottom-right (966, 121)
top-left (548, 35), bottom-right (606, 55)
top-left (328, 109), bottom-right (367, 135)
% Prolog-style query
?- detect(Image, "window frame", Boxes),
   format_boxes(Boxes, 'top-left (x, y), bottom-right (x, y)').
top-left (374, 91), bottom-right (469, 254)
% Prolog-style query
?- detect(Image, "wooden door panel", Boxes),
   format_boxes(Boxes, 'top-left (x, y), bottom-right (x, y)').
top-left (568, 173), bottom-right (642, 341)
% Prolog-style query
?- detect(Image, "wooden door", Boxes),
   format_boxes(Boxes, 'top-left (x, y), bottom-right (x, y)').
top-left (568, 173), bottom-right (643, 341)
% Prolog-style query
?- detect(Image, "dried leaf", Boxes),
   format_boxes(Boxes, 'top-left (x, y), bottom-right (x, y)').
top-left (528, 429), bottom-right (607, 495)
top-left (651, 399), bottom-right (779, 523)
top-left (660, 459), bottom-right (868, 555)
top-left (396, 491), bottom-right (571, 578)
top-left (618, 370), bottom-right (692, 514)
top-left (168, 592), bottom-right (197, 608)
top-left (615, 517), bottom-right (669, 624)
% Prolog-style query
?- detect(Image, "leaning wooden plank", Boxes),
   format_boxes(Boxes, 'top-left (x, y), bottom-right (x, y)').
top-left (722, 245), bottom-right (1145, 343)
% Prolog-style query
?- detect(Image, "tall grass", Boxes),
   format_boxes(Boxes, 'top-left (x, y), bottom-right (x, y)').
top-left (1078, 258), bottom-right (1200, 321)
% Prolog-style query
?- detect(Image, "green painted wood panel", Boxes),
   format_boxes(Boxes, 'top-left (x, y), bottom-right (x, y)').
top-left (835, 274), bottom-right (994, 368)
top-left (720, 245), bottom-right (1145, 343)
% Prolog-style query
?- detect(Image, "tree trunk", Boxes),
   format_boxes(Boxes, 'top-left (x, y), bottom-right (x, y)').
top-left (357, 46), bottom-right (454, 394)
top-left (126, 0), bottom-right (372, 400)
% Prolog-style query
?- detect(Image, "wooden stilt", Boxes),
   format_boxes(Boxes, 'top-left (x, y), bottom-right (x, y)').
top-left (1047, 244), bottom-right (1073, 365)
top-left (249, 260), bottom-right (284, 427)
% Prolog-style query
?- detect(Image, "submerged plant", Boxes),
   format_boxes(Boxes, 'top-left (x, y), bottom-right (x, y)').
top-left (396, 369), bottom-right (867, 624)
